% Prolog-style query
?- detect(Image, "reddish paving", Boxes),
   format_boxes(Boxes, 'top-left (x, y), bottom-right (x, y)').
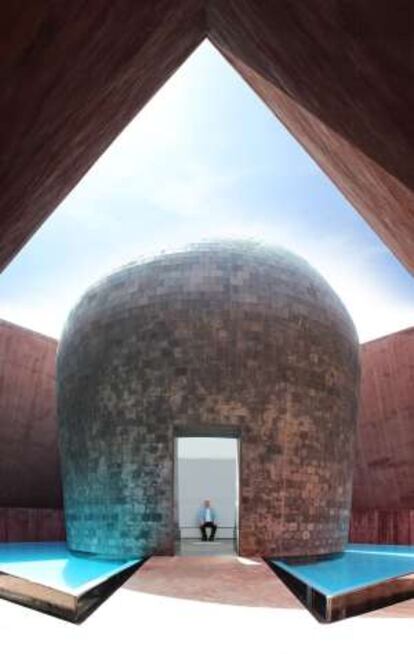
top-left (123, 556), bottom-right (302, 609)
top-left (124, 555), bottom-right (414, 620)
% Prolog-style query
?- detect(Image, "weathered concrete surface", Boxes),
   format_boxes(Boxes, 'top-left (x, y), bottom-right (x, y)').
top-left (352, 327), bottom-right (414, 512)
top-left (58, 243), bottom-right (360, 559)
top-left (1, 2), bottom-right (413, 271)
top-left (0, 319), bottom-right (62, 509)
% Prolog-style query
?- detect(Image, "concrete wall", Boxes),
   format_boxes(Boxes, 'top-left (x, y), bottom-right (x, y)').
top-left (2, 4), bottom-right (413, 273)
top-left (0, 508), bottom-right (65, 542)
top-left (0, 319), bottom-right (62, 508)
top-left (177, 458), bottom-right (237, 539)
top-left (352, 327), bottom-right (414, 510)
top-left (349, 509), bottom-right (414, 545)
top-left (58, 242), bottom-right (359, 558)
top-left (350, 327), bottom-right (414, 543)
top-left (0, 319), bottom-right (64, 541)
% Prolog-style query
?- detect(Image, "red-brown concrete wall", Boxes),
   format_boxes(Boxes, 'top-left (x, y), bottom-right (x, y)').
top-left (0, 508), bottom-right (65, 542)
top-left (0, 319), bottom-right (64, 540)
top-left (0, 4), bottom-right (413, 273)
top-left (350, 327), bottom-right (414, 543)
top-left (349, 509), bottom-right (414, 545)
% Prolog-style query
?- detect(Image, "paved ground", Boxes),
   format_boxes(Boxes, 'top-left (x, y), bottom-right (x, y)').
top-left (124, 555), bottom-right (299, 608)
top-left (1, 554), bottom-right (414, 654)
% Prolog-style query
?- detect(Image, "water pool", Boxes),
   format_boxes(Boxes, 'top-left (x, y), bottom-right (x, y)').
top-left (270, 543), bottom-right (414, 598)
top-left (0, 541), bottom-right (140, 596)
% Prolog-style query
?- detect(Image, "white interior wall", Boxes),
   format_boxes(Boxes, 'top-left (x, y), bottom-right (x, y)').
top-left (177, 453), bottom-right (238, 540)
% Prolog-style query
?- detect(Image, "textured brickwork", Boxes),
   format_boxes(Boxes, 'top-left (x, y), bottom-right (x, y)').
top-left (58, 243), bottom-right (360, 558)
top-left (0, 320), bottom-right (62, 509)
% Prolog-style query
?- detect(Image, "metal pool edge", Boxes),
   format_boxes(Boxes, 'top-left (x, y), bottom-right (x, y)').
top-left (265, 558), bottom-right (414, 623)
top-left (0, 558), bottom-right (147, 623)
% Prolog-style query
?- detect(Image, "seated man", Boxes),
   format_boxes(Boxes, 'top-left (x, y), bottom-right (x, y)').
top-left (198, 499), bottom-right (218, 542)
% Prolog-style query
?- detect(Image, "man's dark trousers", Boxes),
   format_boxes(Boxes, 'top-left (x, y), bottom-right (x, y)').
top-left (200, 522), bottom-right (217, 541)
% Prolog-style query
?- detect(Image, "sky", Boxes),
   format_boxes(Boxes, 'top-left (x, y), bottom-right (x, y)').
top-left (0, 40), bottom-right (413, 343)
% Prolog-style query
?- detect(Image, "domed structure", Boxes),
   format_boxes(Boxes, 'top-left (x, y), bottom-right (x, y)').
top-left (57, 242), bottom-right (360, 558)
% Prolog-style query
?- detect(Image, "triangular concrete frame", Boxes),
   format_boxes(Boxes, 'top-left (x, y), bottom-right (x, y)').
top-left (1, 1), bottom-right (413, 271)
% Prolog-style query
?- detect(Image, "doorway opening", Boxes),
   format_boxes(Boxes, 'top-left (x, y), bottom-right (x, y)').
top-left (174, 426), bottom-right (240, 556)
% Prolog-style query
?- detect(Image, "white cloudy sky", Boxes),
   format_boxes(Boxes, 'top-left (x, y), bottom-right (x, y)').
top-left (0, 41), bottom-right (413, 343)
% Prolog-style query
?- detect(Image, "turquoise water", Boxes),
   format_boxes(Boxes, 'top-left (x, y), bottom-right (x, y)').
top-left (271, 543), bottom-right (414, 597)
top-left (0, 542), bottom-right (140, 595)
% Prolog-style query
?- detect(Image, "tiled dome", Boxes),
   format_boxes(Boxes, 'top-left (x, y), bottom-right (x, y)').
top-left (58, 242), bottom-right (360, 558)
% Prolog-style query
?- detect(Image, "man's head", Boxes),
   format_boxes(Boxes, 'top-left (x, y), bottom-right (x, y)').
top-left (204, 499), bottom-right (210, 508)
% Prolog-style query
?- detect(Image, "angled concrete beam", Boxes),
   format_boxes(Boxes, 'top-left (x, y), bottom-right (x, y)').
top-left (0, 1), bottom-right (413, 271)
top-left (0, 1), bottom-right (206, 268)
top-left (208, 0), bottom-right (414, 271)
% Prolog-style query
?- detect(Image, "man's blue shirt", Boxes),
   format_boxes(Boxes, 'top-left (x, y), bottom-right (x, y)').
top-left (197, 507), bottom-right (217, 524)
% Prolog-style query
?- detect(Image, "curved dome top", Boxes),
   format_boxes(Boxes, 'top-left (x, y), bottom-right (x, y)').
top-left (59, 240), bottom-right (357, 353)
